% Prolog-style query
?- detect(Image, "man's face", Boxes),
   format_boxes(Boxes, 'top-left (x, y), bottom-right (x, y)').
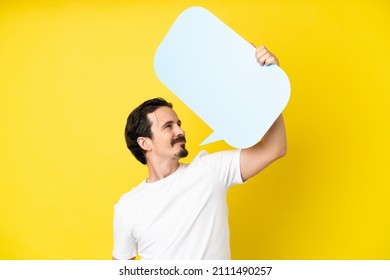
top-left (147, 106), bottom-right (188, 162)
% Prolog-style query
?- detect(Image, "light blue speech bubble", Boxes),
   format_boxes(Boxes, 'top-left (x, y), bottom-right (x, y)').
top-left (154, 7), bottom-right (290, 149)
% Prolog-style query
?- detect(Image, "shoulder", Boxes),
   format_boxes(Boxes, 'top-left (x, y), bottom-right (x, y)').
top-left (186, 149), bottom-right (241, 175)
top-left (193, 149), bottom-right (241, 165)
top-left (187, 149), bottom-right (243, 186)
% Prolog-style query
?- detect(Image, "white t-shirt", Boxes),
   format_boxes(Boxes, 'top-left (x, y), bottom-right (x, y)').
top-left (112, 149), bottom-right (243, 260)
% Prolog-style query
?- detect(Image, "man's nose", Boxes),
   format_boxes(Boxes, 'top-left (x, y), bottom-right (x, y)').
top-left (175, 126), bottom-right (185, 136)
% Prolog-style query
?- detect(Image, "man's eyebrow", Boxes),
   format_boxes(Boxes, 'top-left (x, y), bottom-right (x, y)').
top-left (161, 120), bottom-right (174, 129)
top-left (161, 120), bottom-right (181, 129)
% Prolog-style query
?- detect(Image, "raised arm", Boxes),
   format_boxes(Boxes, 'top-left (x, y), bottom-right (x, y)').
top-left (240, 46), bottom-right (287, 181)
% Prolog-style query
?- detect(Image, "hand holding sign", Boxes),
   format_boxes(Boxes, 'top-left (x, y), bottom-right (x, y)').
top-left (154, 7), bottom-right (290, 149)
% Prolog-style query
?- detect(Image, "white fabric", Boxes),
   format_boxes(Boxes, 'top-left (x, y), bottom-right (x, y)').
top-left (112, 149), bottom-right (243, 260)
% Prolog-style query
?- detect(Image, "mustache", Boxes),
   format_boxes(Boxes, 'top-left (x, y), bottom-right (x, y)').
top-left (171, 136), bottom-right (186, 146)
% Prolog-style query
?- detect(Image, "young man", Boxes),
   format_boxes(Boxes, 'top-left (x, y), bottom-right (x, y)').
top-left (113, 46), bottom-right (286, 260)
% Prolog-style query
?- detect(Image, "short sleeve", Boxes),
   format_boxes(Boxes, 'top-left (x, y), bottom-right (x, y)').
top-left (112, 206), bottom-right (137, 259)
top-left (200, 149), bottom-right (244, 188)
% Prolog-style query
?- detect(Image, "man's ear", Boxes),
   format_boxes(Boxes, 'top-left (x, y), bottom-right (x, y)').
top-left (137, 137), bottom-right (152, 151)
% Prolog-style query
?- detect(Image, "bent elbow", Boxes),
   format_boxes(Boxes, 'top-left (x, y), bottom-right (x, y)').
top-left (281, 147), bottom-right (287, 157)
top-left (276, 146), bottom-right (287, 159)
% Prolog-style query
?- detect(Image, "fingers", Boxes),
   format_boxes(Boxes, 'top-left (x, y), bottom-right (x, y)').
top-left (255, 45), bottom-right (279, 66)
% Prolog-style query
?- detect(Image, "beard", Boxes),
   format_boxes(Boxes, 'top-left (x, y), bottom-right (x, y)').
top-left (172, 136), bottom-right (188, 159)
top-left (176, 144), bottom-right (189, 159)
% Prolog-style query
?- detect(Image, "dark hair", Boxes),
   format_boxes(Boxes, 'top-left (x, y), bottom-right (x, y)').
top-left (125, 98), bottom-right (173, 164)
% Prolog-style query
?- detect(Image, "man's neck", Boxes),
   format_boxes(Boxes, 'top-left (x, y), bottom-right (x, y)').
top-left (146, 159), bottom-right (180, 183)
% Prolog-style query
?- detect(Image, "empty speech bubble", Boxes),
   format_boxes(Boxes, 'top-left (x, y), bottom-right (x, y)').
top-left (154, 6), bottom-right (290, 149)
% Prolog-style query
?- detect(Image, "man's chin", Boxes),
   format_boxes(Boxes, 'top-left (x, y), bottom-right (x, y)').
top-left (177, 147), bottom-right (189, 159)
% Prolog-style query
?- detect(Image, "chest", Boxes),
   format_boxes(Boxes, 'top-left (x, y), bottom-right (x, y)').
top-left (131, 168), bottom-right (227, 243)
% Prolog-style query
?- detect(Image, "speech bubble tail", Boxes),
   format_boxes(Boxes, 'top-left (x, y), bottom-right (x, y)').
top-left (200, 132), bottom-right (221, 146)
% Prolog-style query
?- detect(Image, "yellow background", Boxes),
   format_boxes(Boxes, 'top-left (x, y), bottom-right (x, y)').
top-left (1, 0), bottom-right (389, 259)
